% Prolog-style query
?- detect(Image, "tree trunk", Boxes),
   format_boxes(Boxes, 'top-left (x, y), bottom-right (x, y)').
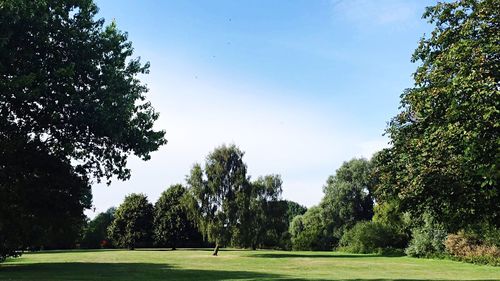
top-left (212, 244), bottom-right (220, 256)
top-left (171, 246), bottom-right (176, 251)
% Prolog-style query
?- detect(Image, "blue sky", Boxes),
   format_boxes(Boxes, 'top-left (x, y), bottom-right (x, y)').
top-left (87, 0), bottom-right (436, 217)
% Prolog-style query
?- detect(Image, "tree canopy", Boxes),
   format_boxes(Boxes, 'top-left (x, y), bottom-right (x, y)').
top-left (379, 0), bottom-right (499, 231)
top-left (153, 184), bottom-right (201, 250)
top-left (0, 136), bottom-right (91, 260)
top-left (186, 144), bottom-right (250, 255)
top-left (81, 208), bottom-right (116, 249)
top-left (0, 0), bottom-right (166, 183)
top-left (0, 0), bottom-right (165, 261)
top-left (108, 194), bottom-right (153, 249)
top-left (233, 175), bottom-right (286, 250)
top-left (320, 158), bottom-right (374, 243)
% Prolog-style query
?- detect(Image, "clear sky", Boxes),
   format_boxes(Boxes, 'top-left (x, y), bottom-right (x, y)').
top-left (87, 0), bottom-right (436, 217)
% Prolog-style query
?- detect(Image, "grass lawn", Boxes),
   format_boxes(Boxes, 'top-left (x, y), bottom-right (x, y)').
top-left (0, 249), bottom-right (499, 281)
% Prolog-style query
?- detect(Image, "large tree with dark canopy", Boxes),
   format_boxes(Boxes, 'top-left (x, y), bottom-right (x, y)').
top-left (0, 0), bottom-right (165, 261)
top-left (378, 0), bottom-right (499, 231)
top-left (0, 0), bottom-right (166, 182)
top-left (0, 135), bottom-right (91, 259)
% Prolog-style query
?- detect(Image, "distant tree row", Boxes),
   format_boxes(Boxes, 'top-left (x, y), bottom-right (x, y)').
top-left (81, 145), bottom-right (307, 254)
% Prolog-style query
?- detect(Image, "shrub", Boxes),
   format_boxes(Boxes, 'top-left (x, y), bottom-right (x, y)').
top-left (405, 215), bottom-right (447, 257)
top-left (445, 232), bottom-right (500, 266)
top-left (339, 221), bottom-right (406, 254)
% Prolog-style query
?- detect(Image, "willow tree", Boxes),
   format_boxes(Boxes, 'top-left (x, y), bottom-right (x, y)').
top-left (186, 145), bottom-right (249, 256)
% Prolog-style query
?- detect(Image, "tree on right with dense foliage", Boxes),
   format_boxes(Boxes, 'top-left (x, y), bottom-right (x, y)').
top-left (378, 0), bottom-right (499, 232)
top-left (108, 194), bottom-right (154, 249)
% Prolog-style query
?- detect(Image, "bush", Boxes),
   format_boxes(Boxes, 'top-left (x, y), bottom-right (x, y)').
top-left (445, 232), bottom-right (500, 266)
top-left (339, 221), bottom-right (406, 254)
top-left (405, 216), bottom-right (447, 257)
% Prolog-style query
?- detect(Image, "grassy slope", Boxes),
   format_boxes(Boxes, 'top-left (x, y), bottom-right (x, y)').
top-left (1, 249), bottom-right (499, 281)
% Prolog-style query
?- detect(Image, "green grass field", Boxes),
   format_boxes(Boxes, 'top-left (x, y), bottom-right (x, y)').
top-left (1, 249), bottom-right (499, 281)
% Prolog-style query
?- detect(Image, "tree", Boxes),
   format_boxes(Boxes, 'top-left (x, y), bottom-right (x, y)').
top-left (289, 206), bottom-right (330, 251)
top-left (0, 0), bottom-right (166, 183)
top-left (233, 175), bottom-right (285, 250)
top-left (108, 194), bottom-right (153, 249)
top-left (81, 208), bottom-right (116, 249)
top-left (186, 144), bottom-right (250, 256)
top-left (0, 0), bottom-right (165, 261)
top-left (285, 200), bottom-right (307, 224)
top-left (153, 184), bottom-right (201, 250)
top-left (0, 135), bottom-right (91, 260)
top-left (381, 0), bottom-right (499, 231)
top-left (320, 158), bottom-right (374, 244)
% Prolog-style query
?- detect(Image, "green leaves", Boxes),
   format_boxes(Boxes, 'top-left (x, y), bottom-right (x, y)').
top-left (0, 0), bottom-right (166, 183)
top-left (186, 145), bottom-right (250, 248)
top-left (108, 193), bottom-right (153, 249)
top-left (153, 185), bottom-right (201, 249)
top-left (382, 0), bottom-right (499, 231)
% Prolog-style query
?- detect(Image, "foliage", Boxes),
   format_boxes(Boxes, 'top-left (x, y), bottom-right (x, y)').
top-left (0, 0), bottom-right (166, 183)
top-left (284, 200), bottom-right (307, 224)
top-left (405, 214), bottom-right (448, 257)
top-left (0, 136), bottom-right (91, 261)
top-left (81, 208), bottom-right (116, 249)
top-left (232, 175), bottom-right (286, 250)
top-left (289, 206), bottom-right (331, 251)
top-left (380, 0), bottom-right (500, 232)
top-left (108, 194), bottom-right (153, 249)
top-left (320, 158), bottom-right (374, 245)
top-left (153, 185), bottom-right (202, 249)
top-left (445, 231), bottom-right (500, 266)
top-left (338, 221), bottom-right (406, 254)
top-left (0, 0), bottom-right (165, 261)
top-left (372, 200), bottom-right (411, 239)
top-left (185, 144), bottom-right (250, 255)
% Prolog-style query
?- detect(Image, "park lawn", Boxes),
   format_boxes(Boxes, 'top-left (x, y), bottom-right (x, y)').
top-left (0, 249), bottom-right (499, 281)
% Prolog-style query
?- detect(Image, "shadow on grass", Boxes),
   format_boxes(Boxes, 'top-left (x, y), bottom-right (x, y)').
top-left (249, 252), bottom-right (383, 259)
top-left (0, 262), bottom-right (279, 281)
top-left (0, 262), bottom-right (497, 281)
top-left (24, 249), bottom-right (128, 255)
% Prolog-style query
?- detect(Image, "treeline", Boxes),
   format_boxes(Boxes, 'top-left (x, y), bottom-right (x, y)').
top-left (81, 145), bottom-right (307, 253)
